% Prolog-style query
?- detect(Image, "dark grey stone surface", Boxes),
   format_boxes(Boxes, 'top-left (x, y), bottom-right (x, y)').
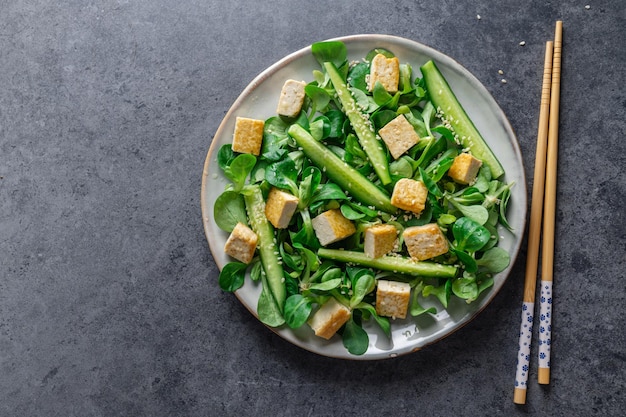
top-left (1, 1), bottom-right (624, 416)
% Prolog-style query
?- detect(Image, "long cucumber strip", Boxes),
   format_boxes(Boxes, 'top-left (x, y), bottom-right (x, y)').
top-left (318, 248), bottom-right (458, 278)
top-left (421, 60), bottom-right (505, 179)
top-left (243, 185), bottom-right (286, 314)
top-left (323, 62), bottom-right (392, 185)
top-left (288, 124), bottom-right (397, 214)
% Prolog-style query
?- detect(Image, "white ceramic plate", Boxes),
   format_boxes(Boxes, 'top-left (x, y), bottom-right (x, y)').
top-left (201, 34), bottom-right (527, 360)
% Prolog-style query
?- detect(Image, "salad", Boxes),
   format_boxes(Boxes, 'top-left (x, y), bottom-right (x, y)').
top-left (213, 40), bottom-right (514, 356)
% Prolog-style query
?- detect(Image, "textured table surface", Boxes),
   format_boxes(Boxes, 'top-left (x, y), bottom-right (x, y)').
top-left (1, 1), bottom-right (624, 416)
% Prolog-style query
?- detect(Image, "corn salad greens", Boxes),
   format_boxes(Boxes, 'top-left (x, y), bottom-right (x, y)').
top-left (214, 40), bottom-right (514, 355)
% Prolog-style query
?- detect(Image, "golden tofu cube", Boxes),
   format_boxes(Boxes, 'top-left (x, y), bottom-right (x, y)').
top-left (448, 153), bottom-right (483, 185)
top-left (369, 53), bottom-right (400, 93)
top-left (391, 178), bottom-right (428, 214)
top-left (276, 79), bottom-right (307, 118)
top-left (378, 115), bottom-right (420, 159)
top-left (308, 297), bottom-right (351, 340)
top-left (403, 223), bottom-right (449, 261)
top-left (311, 209), bottom-right (356, 246)
top-left (265, 187), bottom-right (299, 229)
top-left (224, 222), bottom-right (258, 264)
top-left (376, 280), bottom-right (411, 319)
top-left (232, 117), bottom-right (264, 155)
top-left (364, 224), bottom-right (398, 258)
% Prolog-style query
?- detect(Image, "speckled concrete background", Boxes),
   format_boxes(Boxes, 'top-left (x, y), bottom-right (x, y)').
top-left (1, 1), bottom-right (624, 416)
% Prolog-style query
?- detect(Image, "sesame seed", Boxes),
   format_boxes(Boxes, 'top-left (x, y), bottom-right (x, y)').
top-left (519, 41), bottom-right (526, 46)
top-left (498, 69), bottom-right (504, 75)
top-left (476, 14), bottom-right (481, 20)
top-left (585, 5), bottom-right (590, 9)
top-left (501, 79), bottom-right (507, 84)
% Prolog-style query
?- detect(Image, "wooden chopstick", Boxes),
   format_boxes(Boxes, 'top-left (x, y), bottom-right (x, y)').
top-left (513, 20), bottom-right (563, 404)
top-left (538, 19), bottom-right (563, 386)
top-left (513, 39), bottom-right (553, 406)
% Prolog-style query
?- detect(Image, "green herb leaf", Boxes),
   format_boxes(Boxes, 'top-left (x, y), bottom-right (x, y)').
top-left (257, 272), bottom-right (286, 327)
top-left (310, 182), bottom-right (350, 205)
top-left (349, 273), bottom-right (375, 308)
top-left (283, 294), bottom-right (313, 329)
top-left (344, 133), bottom-right (368, 161)
top-left (453, 217), bottom-right (491, 252)
top-left (223, 153), bottom-right (257, 192)
top-left (410, 282), bottom-right (438, 317)
top-left (370, 109), bottom-right (398, 131)
top-left (217, 144), bottom-right (237, 171)
top-left (430, 157), bottom-right (454, 183)
top-left (298, 166), bottom-right (322, 208)
top-left (342, 316), bottom-right (369, 355)
top-left (213, 191), bottom-right (247, 233)
top-left (420, 167), bottom-right (443, 198)
top-left (452, 277), bottom-right (479, 301)
top-left (340, 204), bottom-right (366, 220)
top-left (390, 156), bottom-right (416, 178)
top-left (450, 200), bottom-right (490, 225)
top-left (499, 186), bottom-right (513, 231)
top-left (325, 109), bottom-right (346, 138)
top-left (410, 301), bottom-right (438, 317)
top-left (399, 63), bottom-right (413, 93)
top-left (476, 247), bottom-right (510, 273)
top-left (372, 81), bottom-right (393, 105)
top-left (305, 84), bottom-right (331, 116)
top-left (311, 41), bottom-right (347, 67)
top-left (320, 267), bottom-right (344, 283)
top-left (365, 47), bottom-right (395, 61)
top-left (249, 260), bottom-right (262, 282)
top-left (431, 125), bottom-right (455, 141)
top-left (350, 87), bottom-right (379, 113)
top-left (452, 248), bottom-right (478, 273)
top-left (218, 262), bottom-right (248, 292)
top-left (265, 158), bottom-right (299, 195)
top-left (477, 275), bottom-right (495, 295)
top-left (347, 62), bottom-right (369, 91)
top-left (422, 282), bottom-right (450, 308)
top-left (308, 278), bottom-right (342, 292)
top-left (355, 302), bottom-right (391, 337)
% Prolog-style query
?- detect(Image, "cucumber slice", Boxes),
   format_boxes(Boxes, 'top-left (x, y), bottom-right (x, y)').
top-left (318, 248), bottom-right (458, 278)
top-left (421, 60), bottom-right (505, 179)
top-left (324, 62), bottom-right (392, 185)
top-left (288, 124), bottom-right (397, 214)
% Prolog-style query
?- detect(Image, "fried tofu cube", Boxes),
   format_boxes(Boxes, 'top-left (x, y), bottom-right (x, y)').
top-left (403, 223), bottom-right (449, 261)
top-left (224, 222), bottom-right (258, 264)
top-left (232, 117), bottom-right (264, 155)
top-left (448, 153), bottom-right (483, 185)
top-left (276, 79), bottom-right (307, 118)
top-left (311, 209), bottom-right (356, 246)
top-left (364, 224), bottom-right (398, 258)
top-left (308, 297), bottom-right (352, 340)
top-left (265, 187), bottom-right (299, 229)
top-left (369, 53), bottom-right (400, 93)
top-left (391, 178), bottom-right (428, 214)
top-left (378, 115), bottom-right (420, 159)
top-left (376, 280), bottom-right (411, 319)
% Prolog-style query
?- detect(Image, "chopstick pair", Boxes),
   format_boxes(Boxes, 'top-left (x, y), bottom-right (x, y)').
top-left (513, 20), bottom-right (563, 405)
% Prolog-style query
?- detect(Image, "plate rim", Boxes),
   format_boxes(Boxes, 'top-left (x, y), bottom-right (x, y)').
top-left (201, 34), bottom-right (527, 360)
